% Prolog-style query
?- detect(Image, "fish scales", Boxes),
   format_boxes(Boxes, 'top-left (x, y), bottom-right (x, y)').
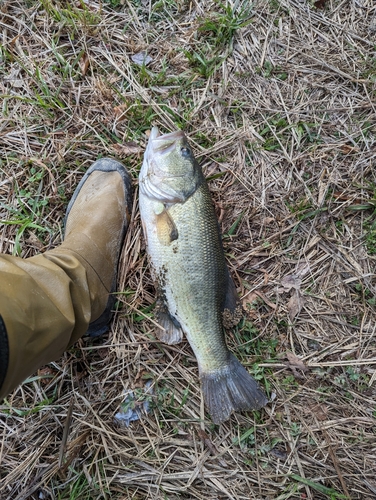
top-left (139, 127), bottom-right (268, 423)
top-left (146, 181), bottom-right (229, 372)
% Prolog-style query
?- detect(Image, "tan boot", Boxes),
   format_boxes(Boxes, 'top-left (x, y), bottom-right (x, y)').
top-left (0, 158), bottom-right (132, 400)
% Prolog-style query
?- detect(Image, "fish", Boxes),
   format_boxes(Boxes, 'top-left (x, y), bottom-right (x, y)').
top-left (138, 127), bottom-right (268, 424)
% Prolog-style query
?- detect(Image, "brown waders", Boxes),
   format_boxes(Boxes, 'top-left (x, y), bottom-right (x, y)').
top-left (0, 159), bottom-right (132, 400)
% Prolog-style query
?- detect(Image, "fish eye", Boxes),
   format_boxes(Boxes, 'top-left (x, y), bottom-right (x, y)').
top-left (180, 147), bottom-right (191, 156)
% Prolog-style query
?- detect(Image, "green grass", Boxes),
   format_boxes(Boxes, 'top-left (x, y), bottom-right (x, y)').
top-left (256, 60), bottom-right (288, 80)
top-left (0, 166), bottom-right (53, 255)
top-left (2, 394), bottom-right (56, 416)
top-left (363, 214), bottom-right (376, 254)
top-left (258, 116), bottom-right (321, 152)
top-left (353, 283), bottom-right (376, 307)
top-left (40, 0), bottom-right (101, 36)
top-left (152, 381), bottom-right (191, 419)
top-left (197, 2), bottom-right (253, 49)
top-left (289, 474), bottom-right (348, 499)
top-left (184, 2), bottom-right (252, 79)
top-left (54, 471), bottom-right (104, 500)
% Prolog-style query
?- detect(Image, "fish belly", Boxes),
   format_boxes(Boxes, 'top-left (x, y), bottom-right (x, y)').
top-left (140, 183), bottom-right (229, 372)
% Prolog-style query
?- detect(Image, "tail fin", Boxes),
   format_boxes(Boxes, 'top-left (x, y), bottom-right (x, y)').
top-left (200, 353), bottom-right (268, 424)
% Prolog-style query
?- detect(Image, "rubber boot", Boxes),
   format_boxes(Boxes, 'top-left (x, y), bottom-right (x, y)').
top-left (0, 158), bottom-right (132, 400)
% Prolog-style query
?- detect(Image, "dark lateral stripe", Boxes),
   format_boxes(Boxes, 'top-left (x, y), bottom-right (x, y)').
top-left (0, 315), bottom-right (9, 393)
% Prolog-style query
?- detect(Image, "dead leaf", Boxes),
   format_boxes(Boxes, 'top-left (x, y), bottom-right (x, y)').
top-left (98, 347), bottom-right (110, 360)
top-left (295, 262), bottom-right (310, 278)
top-left (113, 102), bottom-right (129, 118)
top-left (254, 290), bottom-right (277, 310)
top-left (25, 231), bottom-right (44, 249)
top-left (37, 366), bottom-right (56, 386)
top-left (309, 403), bottom-right (328, 421)
top-left (340, 144), bottom-right (359, 155)
top-left (79, 52), bottom-right (90, 76)
top-left (333, 191), bottom-right (362, 203)
top-left (4, 67), bottom-right (23, 88)
top-left (133, 369), bottom-right (148, 388)
top-left (131, 51), bottom-right (153, 66)
top-left (75, 0), bottom-right (101, 11)
top-left (111, 142), bottom-right (143, 156)
top-left (263, 217), bottom-right (275, 225)
top-left (287, 289), bottom-right (304, 321)
top-left (285, 351), bottom-right (308, 378)
top-left (242, 293), bottom-right (259, 318)
top-left (257, 268), bottom-right (269, 285)
top-left (314, 0), bottom-right (328, 8)
top-left (270, 446), bottom-right (288, 460)
top-left (279, 274), bottom-right (301, 293)
top-left (242, 292), bottom-right (258, 306)
top-left (197, 429), bottom-right (227, 466)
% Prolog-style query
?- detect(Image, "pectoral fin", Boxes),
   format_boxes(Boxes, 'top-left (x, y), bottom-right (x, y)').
top-left (155, 210), bottom-right (178, 246)
top-left (155, 297), bottom-right (184, 344)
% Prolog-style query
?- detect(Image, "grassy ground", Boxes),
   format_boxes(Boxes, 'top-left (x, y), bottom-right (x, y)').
top-left (1, 0), bottom-right (376, 498)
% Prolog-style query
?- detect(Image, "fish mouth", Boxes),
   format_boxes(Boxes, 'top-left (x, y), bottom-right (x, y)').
top-left (148, 126), bottom-right (185, 156)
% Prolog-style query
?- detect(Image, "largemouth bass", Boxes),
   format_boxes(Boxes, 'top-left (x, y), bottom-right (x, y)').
top-left (139, 127), bottom-right (268, 424)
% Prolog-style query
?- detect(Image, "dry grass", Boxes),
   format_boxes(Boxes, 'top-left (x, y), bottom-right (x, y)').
top-left (1, 0), bottom-right (376, 498)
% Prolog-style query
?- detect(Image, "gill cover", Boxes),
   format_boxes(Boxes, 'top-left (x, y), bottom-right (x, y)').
top-left (139, 127), bottom-right (203, 204)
